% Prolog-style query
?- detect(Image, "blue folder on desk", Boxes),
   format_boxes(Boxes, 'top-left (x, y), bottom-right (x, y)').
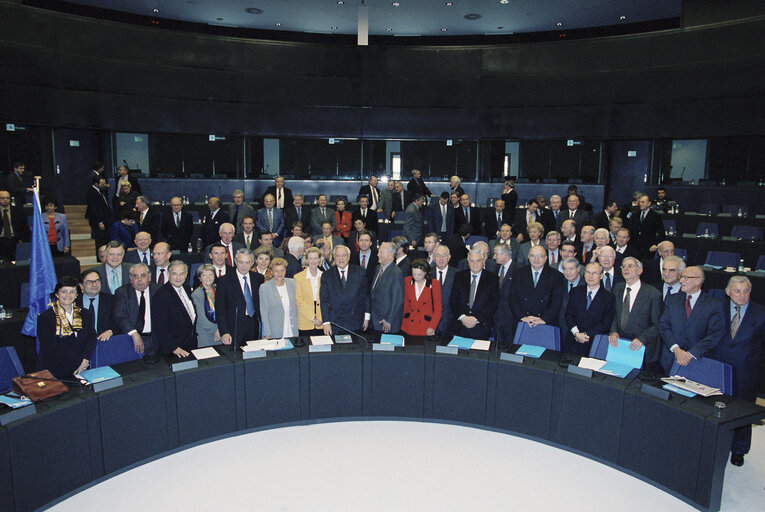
top-left (597, 339), bottom-right (644, 378)
top-left (380, 334), bottom-right (404, 346)
top-left (515, 344), bottom-right (545, 358)
top-left (78, 366), bottom-right (121, 384)
top-left (447, 336), bottom-right (475, 350)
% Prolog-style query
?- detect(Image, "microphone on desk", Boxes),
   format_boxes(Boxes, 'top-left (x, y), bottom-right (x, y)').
top-left (329, 321), bottom-right (371, 346)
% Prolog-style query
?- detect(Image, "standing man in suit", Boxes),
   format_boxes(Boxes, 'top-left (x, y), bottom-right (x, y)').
top-left (263, 175), bottom-right (293, 210)
top-left (311, 194), bottom-right (335, 235)
top-left (483, 199), bottom-right (511, 240)
top-left (578, 225), bottom-right (596, 265)
top-left (545, 195), bottom-right (564, 233)
top-left (284, 193), bottom-right (313, 235)
top-left (85, 175), bottom-right (112, 258)
top-left (593, 200), bottom-right (618, 230)
top-left (228, 190), bottom-right (255, 234)
top-left (0, 189), bottom-right (31, 261)
top-left (629, 194), bottom-right (665, 260)
top-left (283, 237), bottom-right (305, 278)
top-left (451, 249), bottom-right (499, 340)
top-left (205, 223), bottom-right (244, 267)
top-left (391, 181), bottom-right (409, 218)
top-left (350, 230), bottom-right (378, 287)
top-left (564, 261), bottom-right (615, 355)
top-left (454, 194), bottom-right (482, 236)
top-left (378, 180), bottom-right (395, 221)
top-left (124, 231), bottom-right (152, 265)
top-left (95, 241), bottom-right (132, 294)
top-left (654, 254), bottom-right (684, 302)
top-left (5, 162), bottom-right (33, 206)
top-left (151, 261), bottom-right (198, 357)
top-left (358, 176), bottom-right (381, 212)
top-left (407, 169), bottom-right (433, 201)
top-left (113, 262), bottom-right (159, 359)
top-left (425, 191), bottom-right (455, 240)
top-left (444, 224), bottom-right (472, 264)
top-left (510, 245), bottom-right (565, 331)
top-left (233, 216), bottom-right (258, 250)
top-left (256, 194), bottom-right (286, 246)
top-left (558, 257), bottom-right (583, 332)
top-left (150, 242), bottom-right (171, 285)
top-left (216, 248), bottom-right (264, 346)
top-left (115, 165), bottom-right (141, 195)
top-left (712, 276), bottom-right (765, 466)
top-left (433, 245), bottom-right (456, 338)
top-left (597, 246), bottom-right (623, 293)
top-left (200, 197), bottom-right (230, 248)
top-left (514, 198), bottom-right (540, 243)
top-left (370, 243), bottom-right (405, 334)
top-left (609, 257), bottom-right (663, 372)
top-left (78, 269), bottom-right (116, 341)
top-left (320, 245), bottom-right (371, 335)
top-left (161, 196), bottom-right (193, 252)
top-left (489, 223), bottom-right (520, 263)
top-left (500, 180), bottom-right (517, 212)
top-left (450, 176), bottom-right (466, 199)
top-left (351, 195), bottom-right (379, 237)
top-left (545, 231), bottom-right (562, 270)
top-left (658, 266), bottom-right (725, 373)
top-left (493, 243), bottom-right (517, 347)
top-left (559, 194), bottom-right (591, 231)
top-left (613, 227), bottom-right (640, 261)
top-left (403, 194), bottom-right (426, 248)
top-left (134, 196), bottom-right (161, 244)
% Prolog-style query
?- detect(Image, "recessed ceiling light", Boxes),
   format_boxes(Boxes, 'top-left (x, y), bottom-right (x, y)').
top-left (445, 1), bottom-right (453, 6)
top-left (275, 22), bottom-right (282, 27)
top-left (500, 0), bottom-right (509, 4)
top-left (337, 0), bottom-right (344, 4)
top-left (386, 28), bottom-right (392, 32)
top-left (392, 2), bottom-right (400, 6)
top-left (556, 22), bottom-right (562, 26)
top-left (441, 28), bottom-right (448, 32)
top-left (331, 26), bottom-right (338, 30)
top-left (153, 8), bottom-right (159, 13)
top-left (619, 15), bottom-right (626, 20)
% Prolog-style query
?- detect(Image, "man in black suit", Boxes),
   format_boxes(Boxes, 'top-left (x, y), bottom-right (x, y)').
top-left (320, 245), bottom-right (371, 335)
top-left (123, 231), bottom-right (153, 265)
top-left (151, 261), bottom-right (198, 357)
top-left (483, 199), bottom-right (512, 240)
top-left (391, 181), bottom-right (410, 218)
top-left (454, 194), bottom-right (482, 236)
top-left (444, 224), bottom-right (472, 264)
top-left (5, 162), bottom-right (33, 206)
top-left (597, 246), bottom-right (624, 293)
top-left (579, 225), bottom-right (596, 264)
top-left (424, 191), bottom-right (455, 240)
top-left (510, 245), bottom-right (565, 333)
top-left (433, 245), bottom-right (457, 337)
top-left (85, 175), bottom-right (112, 258)
top-left (451, 249), bottom-right (499, 340)
top-left (493, 242), bottom-right (517, 347)
top-left (0, 189), bottom-right (31, 261)
top-left (161, 196), bottom-right (194, 252)
top-left (216, 248), bottom-right (264, 346)
top-left (262, 175), bottom-right (293, 209)
top-left (150, 242), bottom-right (172, 285)
top-left (284, 236), bottom-right (305, 278)
top-left (514, 198), bottom-right (540, 243)
top-left (450, 176), bottom-right (466, 199)
top-left (284, 193), bottom-right (313, 235)
top-left (613, 227), bottom-right (640, 261)
top-left (545, 195), bottom-right (564, 233)
top-left (228, 190), bottom-right (256, 233)
top-left (134, 196), bottom-right (161, 244)
top-left (351, 195), bottom-right (379, 236)
top-left (113, 262), bottom-right (159, 359)
top-left (629, 194), bottom-right (665, 260)
top-left (200, 196), bottom-right (230, 247)
top-left (609, 257), bottom-right (663, 372)
top-left (564, 261), bottom-right (616, 355)
top-left (558, 257), bottom-right (583, 332)
top-left (593, 200), bottom-right (618, 230)
top-left (558, 194), bottom-right (591, 231)
top-left (407, 169), bottom-right (433, 200)
top-left (78, 269), bottom-right (117, 341)
top-left (350, 230), bottom-right (378, 287)
top-left (489, 223), bottom-right (521, 263)
top-left (358, 176), bottom-right (381, 212)
top-left (501, 180), bottom-right (517, 212)
top-left (233, 216), bottom-right (258, 250)
top-left (652, 254), bottom-right (684, 301)
top-left (115, 165), bottom-right (141, 195)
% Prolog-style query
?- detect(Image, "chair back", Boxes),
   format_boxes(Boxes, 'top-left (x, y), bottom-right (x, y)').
top-left (674, 248), bottom-right (688, 261)
top-left (0, 346), bottom-right (24, 393)
top-left (721, 204), bottom-right (748, 216)
top-left (704, 251), bottom-right (740, 268)
top-left (465, 235), bottom-right (489, 247)
top-left (662, 220), bottom-right (677, 233)
top-left (697, 203), bottom-right (720, 215)
top-left (756, 254), bottom-right (765, 271)
top-left (188, 262), bottom-right (203, 288)
top-left (90, 334), bottom-right (142, 368)
top-left (731, 225), bottom-right (762, 240)
top-left (512, 322), bottom-right (561, 351)
top-left (668, 357), bottom-right (733, 395)
top-left (588, 334), bottom-right (610, 360)
top-left (15, 242), bottom-right (32, 261)
top-left (707, 289), bottom-right (726, 300)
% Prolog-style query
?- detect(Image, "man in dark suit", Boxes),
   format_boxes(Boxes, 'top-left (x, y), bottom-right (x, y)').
top-left (558, 257), bottom-right (583, 332)
top-left (558, 194), bottom-right (591, 231)
top-left (200, 197), bottom-right (230, 247)
top-left (391, 181), bottom-right (410, 218)
top-left (609, 257), bottom-right (663, 372)
top-left (403, 194), bottom-right (426, 247)
top-left (95, 241), bottom-right (132, 294)
top-left (424, 192), bottom-right (455, 240)
top-left (433, 245), bottom-right (457, 337)
top-left (514, 198), bottom-right (541, 242)
top-left (712, 276), bottom-right (765, 466)
top-left (597, 246), bottom-right (624, 293)
top-left (658, 266), bottom-right (725, 373)
top-left (652, 254), bottom-right (684, 302)
top-left (113, 262), bottom-right (159, 359)
top-left (370, 243), bottom-right (405, 335)
top-left (161, 196), bottom-right (194, 252)
top-left (320, 245), bottom-right (371, 335)
top-left (151, 261), bottom-right (198, 358)
top-left (500, 180), bottom-right (517, 212)
top-left (216, 248), bottom-right (264, 346)
top-left (358, 176), bottom-right (381, 212)
top-left (350, 195), bottom-right (379, 237)
top-left (613, 227), bottom-right (640, 261)
top-left (564, 261), bottom-right (615, 355)
top-left (78, 269), bottom-right (117, 341)
top-left (123, 230), bottom-right (152, 266)
top-left (483, 199), bottom-right (512, 240)
top-left (510, 245), bottom-right (565, 333)
top-left (0, 189), bottom-right (31, 261)
top-left (493, 242), bottom-right (517, 347)
top-left (262, 175), bottom-right (293, 210)
top-left (579, 225), bottom-right (596, 264)
top-left (629, 194), bottom-right (665, 260)
top-left (115, 165), bottom-right (141, 195)
top-left (593, 200), bottom-right (618, 230)
top-left (284, 193), bottom-right (313, 234)
top-left (310, 194), bottom-right (335, 235)
top-left (407, 169), bottom-right (433, 200)
top-left (451, 249), bottom-right (499, 340)
top-left (233, 216), bottom-right (258, 250)
top-left (544, 195), bottom-right (564, 234)
top-left (205, 223), bottom-right (244, 266)
top-left (134, 196), bottom-right (161, 244)
top-left (255, 194), bottom-right (286, 245)
top-left (228, 190), bottom-right (256, 234)
top-left (444, 224), bottom-right (472, 264)
top-left (284, 236), bottom-right (305, 278)
top-left (85, 175), bottom-right (112, 258)
top-left (642, 240), bottom-right (675, 286)
top-left (5, 162), bottom-right (33, 206)
top-left (450, 176), bottom-right (466, 200)
top-left (350, 230), bottom-right (378, 287)
top-left (391, 235), bottom-right (412, 277)
top-left (488, 223), bottom-right (521, 263)
top-left (454, 194), bottom-right (482, 236)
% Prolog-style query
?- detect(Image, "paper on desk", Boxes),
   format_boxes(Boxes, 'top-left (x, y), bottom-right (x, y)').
top-left (447, 336), bottom-right (476, 349)
top-left (515, 344), bottom-right (545, 358)
top-left (245, 339), bottom-right (294, 351)
top-left (661, 376), bottom-right (722, 397)
top-left (606, 338), bottom-right (645, 368)
top-left (471, 339), bottom-right (491, 351)
top-left (310, 335), bottom-right (334, 346)
top-left (578, 357), bottom-right (606, 371)
top-left (380, 334), bottom-right (405, 346)
top-left (192, 347), bottom-right (220, 360)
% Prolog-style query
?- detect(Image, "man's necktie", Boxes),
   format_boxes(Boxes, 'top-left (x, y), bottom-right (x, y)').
top-left (464, 207), bottom-right (470, 224)
top-left (469, 274), bottom-right (478, 309)
top-left (321, 207), bottom-right (326, 219)
top-left (621, 287), bottom-right (631, 327)
top-left (361, 254), bottom-right (366, 269)
top-left (441, 205), bottom-right (447, 231)
top-left (88, 297), bottom-right (96, 330)
top-left (731, 306), bottom-right (741, 339)
top-left (277, 189), bottom-right (281, 207)
top-left (158, 268), bottom-right (165, 285)
top-left (111, 269), bottom-right (119, 293)
top-left (373, 266), bottom-right (383, 289)
top-left (268, 209), bottom-right (273, 232)
top-left (533, 270), bottom-right (539, 288)
top-left (141, 252), bottom-right (148, 265)
top-left (139, 213), bottom-right (144, 227)
top-left (664, 286), bottom-right (672, 302)
top-left (554, 211), bottom-right (559, 222)
top-left (243, 276), bottom-right (255, 317)
top-left (569, 210), bottom-right (574, 219)
top-left (218, 268), bottom-right (223, 278)
top-left (175, 213), bottom-right (180, 227)
top-left (586, 290), bottom-right (593, 310)
top-left (641, 211), bottom-right (646, 223)
top-left (604, 273), bottom-right (612, 292)
top-left (225, 245), bottom-right (233, 267)
top-left (245, 234), bottom-right (251, 249)
top-left (1, 209), bottom-right (10, 238)
top-left (550, 251), bottom-right (556, 266)
top-left (528, 212), bottom-right (532, 224)
top-left (136, 291), bottom-right (146, 333)
top-left (297, 207), bottom-right (301, 219)
top-left (341, 269), bottom-right (347, 287)
top-left (569, 282), bottom-right (574, 294)
top-left (497, 213), bottom-right (502, 225)
top-left (582, 245), bottom-right (589, 263)
top-left (498, 266), bottom-right (505, 289)
top-left (438, 270), bottom-right (443, 285)
top-left (685, 295), bottom-right (692, 319)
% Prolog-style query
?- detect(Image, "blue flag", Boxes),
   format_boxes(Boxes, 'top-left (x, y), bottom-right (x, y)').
top-left (22, 188), bottom-right (58, 337)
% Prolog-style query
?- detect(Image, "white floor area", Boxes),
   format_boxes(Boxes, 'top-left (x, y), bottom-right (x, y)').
top-left (49, 420), bottom-right (765, 512)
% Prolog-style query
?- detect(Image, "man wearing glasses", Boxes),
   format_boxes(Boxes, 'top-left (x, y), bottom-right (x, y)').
top-left (658, 266), bottom-right (725, 373)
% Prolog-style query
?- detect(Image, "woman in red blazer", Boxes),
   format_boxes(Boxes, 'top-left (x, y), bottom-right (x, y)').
top-left (401, 259), bottom-right (442, 337)
top-left (333, 198), bottom-right (353, 242)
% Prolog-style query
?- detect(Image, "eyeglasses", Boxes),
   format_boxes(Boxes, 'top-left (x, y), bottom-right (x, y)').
top-left (82, 279), bottom-right (101, 285)
top-left (679, 274), bottom-right (701, 280)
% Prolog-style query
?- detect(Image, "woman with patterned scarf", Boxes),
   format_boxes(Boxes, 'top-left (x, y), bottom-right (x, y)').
top-left (36, 276), bottom-right (97, 379)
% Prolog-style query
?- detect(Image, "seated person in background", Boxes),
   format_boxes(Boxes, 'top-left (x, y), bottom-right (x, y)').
top-left (401, 259), bottom-right (442, 338)
top-left (545, 231), bottom-right (562, 269)
top-left (36, 276), bottom-right (96, 379)
top-left (200, 196), bottom-right (230, 248)
top-left (450, 249), bottom-right (499, 340)
top-left (642, 239), bottom-right (675, 285)
top-left (279, 221), bottom-right (304, 254)
top-left (516, 221), bottom-right (546, 267)
top-left (151, 261), bottom-right (197, 358)
top-left (151, 242), bottom-right (171, 285)
top-left (256, 193), bottom-right (286, 245)
top-left (259, 258), bottom-right (298, 339)
top-left (589, 228), bottom-right (612, 263)
top-left (77, 269), bottom-right (116, 341)
top-left (564, 261), bottom-right (615, 355)
top-left (228, 189), bottom-right (255, 234)
top-left (191, 264), bottom-right (221, 347)
top-left (253, 245), bottom-right (274, 282)
top-left (351, 195), bottom-right (379, 236)
top-left (653, 187), bottom-right (672, 212)
top-left (318, 220), bottom-right (345, 252)
top-left (255, 230), bottom-right (284, 258)
top-left (333, 198), bottom-right (353, 242)
top-left (613, 227), bottom-right (639, 260)
top-left (457, 240), bottom-right (498, 273)
top-left (488, 223), bottom-right (520, 262)
top-left (608, 217), bottom-right (623, 243)
top-left (310, 194), bottom-right (335, 235)
top-left (109, 210), bottom-right (138, 249)
top-left (295, 247), bottom-right (324, 337)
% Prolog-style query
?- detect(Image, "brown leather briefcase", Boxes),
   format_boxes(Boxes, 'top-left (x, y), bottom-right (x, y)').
top-left (12, 370), bottom-right (68, 402)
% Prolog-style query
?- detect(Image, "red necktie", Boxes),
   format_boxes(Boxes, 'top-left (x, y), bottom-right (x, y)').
top-left (225, 245), bottom-right (233, 266)
top-left (218, 269), bottom-right (223, 278)
top-left (361, 254), bottom-right (366, 268)
top-left (685, 296), bottom-right (692, 319)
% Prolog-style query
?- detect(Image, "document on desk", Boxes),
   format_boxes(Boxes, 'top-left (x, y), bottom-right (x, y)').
top-left (244, 339), bottom-right (294, 351)
top-left (661, 376), bottom-right (722, 397)
top-left (191, 347), bottom-right (220, 360)
top-left (380, 334), bottom-right (405, 347)
top-left (310, 335), bottom-right (334, 346)
top-left (661, 384), bottom-right (697, 398)
top-left (515, 344), bottom-right (545, 358)
top-left (77, 366), bottom-right (121, 383)
top-left (596, 338), bottom-right (645, 378)
top-left (447, 336), bottom-right (476, 350)
top-left (470, 339), bottom-right (491, 351)
top-left (578, 357), bottom-right (606, 371)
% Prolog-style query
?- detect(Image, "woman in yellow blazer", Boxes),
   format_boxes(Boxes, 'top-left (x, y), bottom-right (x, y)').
top-left (295, 247), bottom-right (324, 336)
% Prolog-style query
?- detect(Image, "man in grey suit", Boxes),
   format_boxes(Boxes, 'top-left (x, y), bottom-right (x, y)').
top-left (403, 194), bottom-right (426, 248)
top-left (609, 257), bottom-right (663, 372)
top-left (493, 242), bottom-right (517, 347)
top-left (95, 241), bottom-right (132, 294)
top-left (488, 223), bottom-right (520, 263)
top-left (310, 194), bottom-right (335, 235)
top-left (433, 244), bottom-right (457, 338)
top-left (370, 242), bottom-right (405, 334)
top-left (558, 257), bottom-right (582, 333)
top-left (113, 263), bottom-right (159, 360)
top-left (228, 190), bottom-right (255, 234)
top-left (378, 180), bottom-right (395, 221)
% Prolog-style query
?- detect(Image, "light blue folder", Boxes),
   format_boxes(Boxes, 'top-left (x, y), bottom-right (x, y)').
top-left (447, 336), bottom-right (476, 350)
top-left (78, 366), bottom-right (121, 384)
top-left (275, 339), bottom-right (295, 351)
top-left (597, 339), bottom-right (645, 378)
top-left (0, 394), bottom-right (33, 409)
top-left (515, 344), bottom-right (545, 358)
top-left (662, 384), bottom-right (697, 397)
top-left (380, 334), bottom-right (405, 346)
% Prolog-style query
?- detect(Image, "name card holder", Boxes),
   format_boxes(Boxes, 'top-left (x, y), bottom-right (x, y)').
top-left (309, 344), bottom-right (332, 353)
top-left (567, 365), bottom-right (593, 378)
top-left (242, 349), bottom-right (267, 360)
top-left (172, 360), bottom-right (199, 372)
top-left (436, 345), bottom-right (459, 355)
top-left (92, 377), bottom-right (124, 393)
top-left (640, 383), bottom-right (670, 400)
top-left (373, 343), bottom-right (395, 352)
top-left (500, 353), bottom-right (524, 364)
top-left (0, 405), bottom-right (37, 426)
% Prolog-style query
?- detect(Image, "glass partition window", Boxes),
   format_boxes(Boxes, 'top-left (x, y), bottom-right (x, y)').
top-left (518, 140), bottom-right (602, 183)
